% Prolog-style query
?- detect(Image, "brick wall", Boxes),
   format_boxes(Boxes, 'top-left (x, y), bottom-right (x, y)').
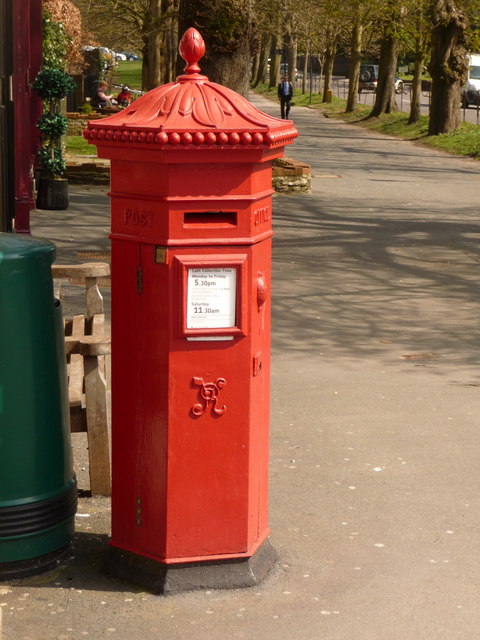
top-left (272, 157), bottom-right (311, 193)
top-left (67, 113), bottom-right (108, 136)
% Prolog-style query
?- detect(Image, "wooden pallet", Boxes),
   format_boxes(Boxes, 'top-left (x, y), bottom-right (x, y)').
top-left (52, 263), bottom-right (111, 496)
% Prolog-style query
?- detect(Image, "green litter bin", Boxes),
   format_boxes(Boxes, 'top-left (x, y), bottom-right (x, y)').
top-left (0, 233), bottom-right (77, 579)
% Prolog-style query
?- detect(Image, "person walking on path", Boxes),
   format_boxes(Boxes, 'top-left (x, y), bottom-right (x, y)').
top-left (277, 75), bottom-right (293, 119)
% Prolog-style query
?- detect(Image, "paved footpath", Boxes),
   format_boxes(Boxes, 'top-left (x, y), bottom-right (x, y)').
top-left (3, 95), bottom-right (480, 640)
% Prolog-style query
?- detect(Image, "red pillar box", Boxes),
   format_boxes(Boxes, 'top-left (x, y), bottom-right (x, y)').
top-left (85, 28), bottom-right (297, 593)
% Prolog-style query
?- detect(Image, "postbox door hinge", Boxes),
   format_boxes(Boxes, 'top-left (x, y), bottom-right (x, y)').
top-left (253, 352), bottom-right (263, 377)
top-left (137, 265), bottom-right (143, 294)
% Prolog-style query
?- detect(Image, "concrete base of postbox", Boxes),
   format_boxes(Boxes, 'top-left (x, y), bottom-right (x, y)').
top-left (102, 539), bottom-right (278, 595)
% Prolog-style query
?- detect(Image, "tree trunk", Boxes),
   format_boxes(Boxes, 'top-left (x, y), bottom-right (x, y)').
top-left (178, 0), bottom-right (254, 95)
top-left (141, 45), bottom-right (149, 91)
top-left (428, 0), bottom-right (468, 135)
top-left (322, 44), bottom-right (336, 102)
top-left (370, 34), bottom-right (399, 117)
top-left (253, 35), bottom-right (271, 87)
top-left (268, 35), bottom-right (282, 88)
top-left (301, 49), bottom-right (308, 95)
top-left (142, 0), bottom-right (178, 91)
top-left (162, 0), bottom-right (179, 83)
top-left (141, 0), bottom-right (164, 91)
top-left (408, 49), bottom-right (425, 124)
top-left (284, 27), bottom-right (297, 84)
top-left (252, 52), bottom-right (260, 84)
top-left (346, 22), bottom-right (362, 112)
top-left (142, 39), bottom-right (163, 90)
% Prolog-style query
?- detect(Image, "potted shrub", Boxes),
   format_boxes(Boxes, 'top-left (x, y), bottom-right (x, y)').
top-left (33, 68), bottom-right (76, 210)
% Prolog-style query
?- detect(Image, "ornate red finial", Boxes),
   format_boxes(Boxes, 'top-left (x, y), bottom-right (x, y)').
top-left (179, 28), bottom-right (206, 75)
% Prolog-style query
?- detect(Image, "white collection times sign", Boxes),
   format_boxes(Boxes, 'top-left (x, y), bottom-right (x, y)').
top-left (187, 267), bottom-right (237, 329)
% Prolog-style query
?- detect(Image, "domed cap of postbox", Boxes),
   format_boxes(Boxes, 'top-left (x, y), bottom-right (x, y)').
top-left (84, 28), bottom-right (297, 150)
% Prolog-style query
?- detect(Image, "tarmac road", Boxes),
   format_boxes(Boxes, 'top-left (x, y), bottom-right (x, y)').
top-left (332, 77), bottom-right (480, 125)
top-left (2, 93), bottom-right (480, 640)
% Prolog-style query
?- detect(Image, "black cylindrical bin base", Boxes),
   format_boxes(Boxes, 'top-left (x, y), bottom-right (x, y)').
top-left (0, 480), bottom-right (77, 580)
top-left (0, 545), bottom-right (71, 580)
top-left (36, 177), bottom-right (69, 210)
top-left (0, 480), bottom-right (77, 538)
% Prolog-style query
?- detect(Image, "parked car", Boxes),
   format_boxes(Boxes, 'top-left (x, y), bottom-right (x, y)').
top-left (461, 53), bottom-right (480, 108)
top-left (358, 64), bottom-right (403, 94)
top-left (98, 47), bottom-right (113, 57)
top-left (115, 52), bottom-right (127, 61)
top-left (394, 78), bottom-right (404, 94)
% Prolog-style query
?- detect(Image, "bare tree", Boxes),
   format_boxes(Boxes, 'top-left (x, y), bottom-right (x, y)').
top-left (322, 26), bottom-right (340, 102)
top-left (141, 0), bottom-right (179, 88)
top-left (70, 0), bottom-right (143, 50)
top-left (344, 0), bottom-right (381, 112)
top-left (251, 0), bottom-right (284, 87)
top-left (296, 0), bottom-right (344, 101)
top-left (71, 0), bottom-right (178, 89)
top-left (401, 0), bottom-right (430, 124)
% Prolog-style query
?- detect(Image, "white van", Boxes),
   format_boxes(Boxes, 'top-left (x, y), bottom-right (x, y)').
top-left (461, 53), bottom-right (480, 107)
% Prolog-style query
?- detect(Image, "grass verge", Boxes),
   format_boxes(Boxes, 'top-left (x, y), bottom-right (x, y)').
top-left (252, 83), bottom-right (480, 159)
top-left (112, 61), bottom-right (142, 90)
top-left (66, 135), bottom-right (95, 156)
